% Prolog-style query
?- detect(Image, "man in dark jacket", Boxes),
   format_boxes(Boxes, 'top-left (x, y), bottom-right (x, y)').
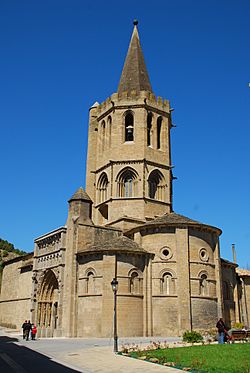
top-left (21, 320), bottom-right (27, 339)
top-left (216, 318), bottom-right (226, 344)
top-left (23, 320), bottom-right (32, 341)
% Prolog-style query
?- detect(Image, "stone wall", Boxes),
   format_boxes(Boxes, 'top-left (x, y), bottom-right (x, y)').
top-left (77, 224), bottom-right (121, 252)
top-left (76, 251), bottom-right (145, 337)
top-left (77, 252), bottom-right (103, 337)
top-left (117, 294), bottom-right (143, 336)
top-left (152, 297), bottom-right (178, 336)
top-left (221, 263), bottom-right (238, 326)
top-left (77, 295), bottom-right (102, 337)
top-left (242, 276), bottom-right (250, 328)
top-left (0, 255), bottom-right (33, 329)
top-left (132, 224), bottom-right (220, 335)
top-left (236, 269), bottom-right (250, 328)
top-left (191, 298), bottom-right (218, 330)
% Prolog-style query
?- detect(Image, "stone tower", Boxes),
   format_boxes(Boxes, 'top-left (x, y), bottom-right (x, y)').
top-left (86, 21), bottom-right (174, 230)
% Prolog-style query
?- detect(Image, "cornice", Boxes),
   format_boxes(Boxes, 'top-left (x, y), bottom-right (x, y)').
top-left (97, 103), bottom-right (170, 121)
top-left (93, 158), bottom-right (172, 174)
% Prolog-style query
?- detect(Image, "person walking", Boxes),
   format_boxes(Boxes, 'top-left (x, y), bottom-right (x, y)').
top-left (24, 320), bottom-right (32, 341)
top-left (216, 317), bottom-right (226, 344)
top-left (31, 324), bottom-right (37, 340)
top-left (22, 320), bottom-right (28, 340)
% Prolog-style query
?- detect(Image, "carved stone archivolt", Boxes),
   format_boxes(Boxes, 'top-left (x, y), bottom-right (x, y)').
top-left (35, 268), bottom-right (62, 298)
top-left (35, 269), bottom-right (60, 328)
top-left (35, 270), bottom-right (46, 299)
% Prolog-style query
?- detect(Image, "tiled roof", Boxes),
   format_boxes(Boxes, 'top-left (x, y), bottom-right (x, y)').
top-left (221, 258), bottom-right (238, 267)
top-left (78, 236), bottom-right (148, 254)
top-left (126, 212), bottom-right (221, 234)
top-left (143, 212), bottom-right (201, 226)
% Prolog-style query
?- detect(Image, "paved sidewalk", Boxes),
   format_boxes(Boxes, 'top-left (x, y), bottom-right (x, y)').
top-left (0, 327), bottom-right (181, 372)
top-left (54, 345), bottom-right (180, 373)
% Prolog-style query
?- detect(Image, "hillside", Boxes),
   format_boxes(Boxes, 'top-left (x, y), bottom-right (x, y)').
top-left (0, 238), bottom-right (27, 286)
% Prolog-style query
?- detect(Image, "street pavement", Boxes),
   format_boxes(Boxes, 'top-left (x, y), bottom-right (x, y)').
top-left (0, 327), bottom-right (182, 372)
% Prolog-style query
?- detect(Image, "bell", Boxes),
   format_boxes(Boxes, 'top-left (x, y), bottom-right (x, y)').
top-left (126, 125), bottom-right (133, 134)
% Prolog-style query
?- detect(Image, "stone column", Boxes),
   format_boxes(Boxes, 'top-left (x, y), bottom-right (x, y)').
top-left (147, 256), bottom-right (153, 336)
top-left (30, 272), bottom-right (37, 324)
top-left (162, 117), bottom-right (167, 151)
top-left (240, 278), bottom-right (249, 328)
top-left (152, 115), bottom-right (157, 150)
top-left (61, 220), bottom-right (78, 337)
top-left (176, 227), bottom-right (191, 333)
top-left (214, 237), bottom-right (223, 318)
top-left (86, 105), bottom-right (98, 203)
top-left (56, 230), bottom-right (66, 335)
top-left (31, 243), bottom-right (39, 324)
top-left (143, 254), bottom-right (153, 336)
top-left (234, 276), bottom-right (240, 323)
top-left (101, 254), bottom-right (116, 337)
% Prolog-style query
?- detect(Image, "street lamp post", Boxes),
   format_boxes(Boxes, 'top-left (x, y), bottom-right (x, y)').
top-left (111, 277), bottom-right (118, 353)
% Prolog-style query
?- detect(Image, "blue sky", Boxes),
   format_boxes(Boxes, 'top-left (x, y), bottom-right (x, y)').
top-left (0, 0), bottom-right (249, 267)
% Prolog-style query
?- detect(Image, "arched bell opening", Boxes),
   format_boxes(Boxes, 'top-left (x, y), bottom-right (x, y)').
top-left (148, 169), bottom-right (166, 201)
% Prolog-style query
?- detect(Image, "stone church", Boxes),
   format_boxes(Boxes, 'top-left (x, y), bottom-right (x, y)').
top-left (0, 22), bottom-right (249, 338)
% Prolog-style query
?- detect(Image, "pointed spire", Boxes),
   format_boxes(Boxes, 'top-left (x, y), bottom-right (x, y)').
top-left (118, 20), bottom-right (153, 95)
top-left (68, 187), bottom-right (92, 203)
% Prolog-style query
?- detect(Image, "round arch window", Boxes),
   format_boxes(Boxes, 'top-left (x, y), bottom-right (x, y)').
top-left (199, 248), bottom-right (209, 262)
top-left (160, 246), bottom-right (173, 260)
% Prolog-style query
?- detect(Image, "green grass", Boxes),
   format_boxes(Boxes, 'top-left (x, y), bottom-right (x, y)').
top-left (130, 343), bottom-right (250, 373)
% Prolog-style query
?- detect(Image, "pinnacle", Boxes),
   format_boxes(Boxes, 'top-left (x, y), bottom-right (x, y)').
top-left (90, 101), bottom-right (99, 108)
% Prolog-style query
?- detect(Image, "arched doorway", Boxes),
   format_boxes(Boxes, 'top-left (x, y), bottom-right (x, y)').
top-left (37, 270), bottom-right (59, 337)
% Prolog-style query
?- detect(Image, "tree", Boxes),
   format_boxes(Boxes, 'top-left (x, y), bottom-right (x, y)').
top-left (0, 239), bottom-right (14, 252)
top-left (0, 238), bottom-right (26, 256)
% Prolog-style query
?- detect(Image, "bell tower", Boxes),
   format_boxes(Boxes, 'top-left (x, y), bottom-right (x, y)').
top-left (86, 21), bottom-right (174, 230)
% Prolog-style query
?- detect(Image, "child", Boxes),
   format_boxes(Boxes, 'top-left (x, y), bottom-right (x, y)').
top-left (31, 324), bottom-right (37, 340)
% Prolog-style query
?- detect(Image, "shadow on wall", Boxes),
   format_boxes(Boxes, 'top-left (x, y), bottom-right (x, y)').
top-left (0, 336), bottom-right (81, 373)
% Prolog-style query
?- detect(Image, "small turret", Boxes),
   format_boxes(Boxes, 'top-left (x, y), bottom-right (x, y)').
top-left (67, 187), bottom-right (93, 224)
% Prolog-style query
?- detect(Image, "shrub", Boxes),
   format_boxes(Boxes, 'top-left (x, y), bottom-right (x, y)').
top-left (182, 330), bottom-right (203, 343)
top-left (232, 322), bottom-right (244, 329)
